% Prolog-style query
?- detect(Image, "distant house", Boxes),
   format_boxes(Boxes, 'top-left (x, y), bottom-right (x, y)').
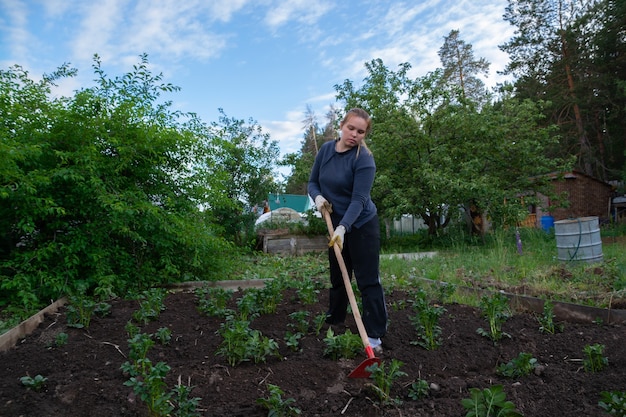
top-left (267, 193), bottom-right (313, 213)
top-left (530, 171), bottom-right (614, 226)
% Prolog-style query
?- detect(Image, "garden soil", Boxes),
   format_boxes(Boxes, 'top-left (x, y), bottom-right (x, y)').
top-left (1, 284), bottom-right (624, 417)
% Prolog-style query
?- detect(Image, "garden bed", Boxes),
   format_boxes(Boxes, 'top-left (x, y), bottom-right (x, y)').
top-left (1, 283), bottom-right (624, 416)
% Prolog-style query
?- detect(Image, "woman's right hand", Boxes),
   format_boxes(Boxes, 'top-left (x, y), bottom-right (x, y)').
top-left (315, 195), bottom-right (329, 213)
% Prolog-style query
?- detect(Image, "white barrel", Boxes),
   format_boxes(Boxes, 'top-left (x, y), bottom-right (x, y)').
top-left (554, 216), bottom-right (603, 262)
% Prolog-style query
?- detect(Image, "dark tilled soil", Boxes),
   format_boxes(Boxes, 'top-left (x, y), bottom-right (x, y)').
top-left (1, 286), bottom-right (624, 417)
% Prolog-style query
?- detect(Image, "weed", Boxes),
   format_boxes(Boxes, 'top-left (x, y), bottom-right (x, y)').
top-left (497, 352), bottom-right (538, 378)
top-left (476, 293), bottom-right (511, 343)
top-left (537, 301), bottom-right (563, 334)
top-left (583, 343), bottom-right (608, 372)
top-left (407, 379), bottom-right (430, 400)
top-left (20, 374), bottom-right (48, 391)
top-left (598, 390), bottom-right (626, 416)
top-left (322, 328), bottom-right (362, 360)
top-left (366, 359), bottom-right (408, 405)
top-left (461, 385), bottom-right (522, 417)
top-left (256, 383), bottom-right (301, 416)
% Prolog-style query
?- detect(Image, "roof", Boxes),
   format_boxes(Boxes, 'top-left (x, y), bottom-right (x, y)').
top-left (268, 193), bottom-right (313, 213)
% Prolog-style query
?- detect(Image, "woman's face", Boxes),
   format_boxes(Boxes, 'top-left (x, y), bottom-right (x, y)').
top-left (339, 116), bottom-right (368, 150)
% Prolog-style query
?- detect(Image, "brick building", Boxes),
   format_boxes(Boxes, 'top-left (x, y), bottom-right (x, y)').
top-left (534, 171), bottom-right (614, 224)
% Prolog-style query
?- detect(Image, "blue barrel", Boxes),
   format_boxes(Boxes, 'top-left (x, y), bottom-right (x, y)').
top-left (540, 215), bottom-right (554, 232)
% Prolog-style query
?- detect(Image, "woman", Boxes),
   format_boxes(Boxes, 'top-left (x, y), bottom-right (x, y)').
top-left (308, 108), bottom-right (387, 352)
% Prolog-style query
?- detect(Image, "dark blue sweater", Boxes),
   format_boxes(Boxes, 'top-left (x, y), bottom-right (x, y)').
top-left (308, 140), bottom-right (377, 232)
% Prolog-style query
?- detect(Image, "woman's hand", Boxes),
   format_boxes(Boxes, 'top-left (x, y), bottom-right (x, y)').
top-left (329, 225), bottom-right (345, 251)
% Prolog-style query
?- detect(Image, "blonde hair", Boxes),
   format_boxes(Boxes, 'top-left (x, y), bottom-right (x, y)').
top-left (340, 108), bottom-right (372, 158)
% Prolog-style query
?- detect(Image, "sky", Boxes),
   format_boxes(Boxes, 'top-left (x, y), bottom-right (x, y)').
top-left (0, 0), bottom-right (515, 179)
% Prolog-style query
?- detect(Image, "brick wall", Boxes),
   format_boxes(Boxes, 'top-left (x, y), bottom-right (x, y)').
top-left (548, 173), bottom-right (612, 221)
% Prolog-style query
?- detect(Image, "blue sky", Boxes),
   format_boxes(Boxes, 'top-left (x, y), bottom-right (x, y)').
top-left (1, 0), bottom-right (514, 179)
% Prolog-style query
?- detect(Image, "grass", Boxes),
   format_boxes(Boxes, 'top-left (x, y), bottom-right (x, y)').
top-left (237, 224), bottom-right (626, 310)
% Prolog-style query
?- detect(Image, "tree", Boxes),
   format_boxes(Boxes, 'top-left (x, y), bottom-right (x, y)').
top-left (334, 58), bottom-right (566, 236)
top-left (206, 109), bottom-right (280, 244)
top-left (438, 29), bottom-right (491, 106)
top-left (499, 0), bottom-right (623, 179)
top-left (0, 55), bottom-right (235, 314)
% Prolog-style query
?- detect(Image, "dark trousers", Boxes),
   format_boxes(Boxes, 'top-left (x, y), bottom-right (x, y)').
top-left (326, 215), bottom-right (387, 339)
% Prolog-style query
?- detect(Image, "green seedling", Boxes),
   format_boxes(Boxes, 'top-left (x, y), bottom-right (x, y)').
top-left (409, 302), bottom-right (446, 350)
top-left (125, 321), bottom-right (140, 338)
top-left (312, 313), bottom-right (327, 336)
top-left (408, 379), bottom-right (430, 400)
top-left (54, 332), bottom-right (68, 347)
top-left (322, 328), bottom-right (362, 360)
top-left (20, 374), bottom-right (48, 391)
top-left (295, 278), bottom-right (319, 305)
top-left (288, 311), bottom-right (310, 334)
top-left (195, 286), bottom-right (234, 318)
top-left (598, 390), bottom-right (626, 416)
top-left (127, 332), bottom-right (155, 369)
top-left (256, 383), bottom-right (301, 416)
top-left (284, 331), bottom-right (303, 352)
top-left (65, 296), bottom-right (96, 328)
top-left (171, 384), bottom-right (202, 417)
top-left (461, 385), bottom-right (522, 417)
top-left (497, 352), bottom-right (538, 378)
top-left (154, 327), bottom-right (172, 345)
top-left (216, 318), bottom-right (279, 366)
top-left (123, 360), bottom-right (173, 416)
top-left (366, 359), bottom-right (407, 405)
top-left (476, 293), bottom-right (511, 343)
top-left (583, 343), bottom-right (608, 372)
top-left (537, 301), bottom-right (563, 334)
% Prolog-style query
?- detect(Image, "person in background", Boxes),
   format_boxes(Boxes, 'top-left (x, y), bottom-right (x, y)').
top-left (263, 200), bottom-right (270, 214)
top-left (307, 108), bottom-right (387, 353)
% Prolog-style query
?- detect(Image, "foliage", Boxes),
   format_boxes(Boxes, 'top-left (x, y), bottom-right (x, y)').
top-left (598, 390), bottom-right (626, 417)
top-left (501, 0), bottom-right (626, 180)
top-left (408, 289), bottom-right (446, 350)
top-left (131, 288), bottom-right (168, 325)
top-left (0, 55), bottom-right (236, 320)
top-left (216, 317), bottom-right (280, 366)
top-left (256, 384), bottom-right (301, 417)
top-left (322, 328), bottom-right (363, 360)
top-left (583, 343), bottom-right (609, 372)
top-left (496, 352), bottom-right (538, 378)
top-left (288, 311), bottom-right (310, 334)
top-left (461, 385), bottom-right (522, 417)
top-left (476, 293), bottom-right (511, 343)
top-left (20, 374), bottom-right (48, 391)
top-left (284, 331), bottom-right (303, 352)
top-left (65, 296), bottom-right (111, 329)
top-left (334, 56), bottom-right (565, 236)
top-left (537, 301), bottom-right (564, 334)
top-left (408, 379), bottom-right (430, 401)
top-left (154, 327), bottom-right (172, 345)
top-left (366, 359), bottom-right (408, 405)
top-left (195, 286), bottom-right (235, 318)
